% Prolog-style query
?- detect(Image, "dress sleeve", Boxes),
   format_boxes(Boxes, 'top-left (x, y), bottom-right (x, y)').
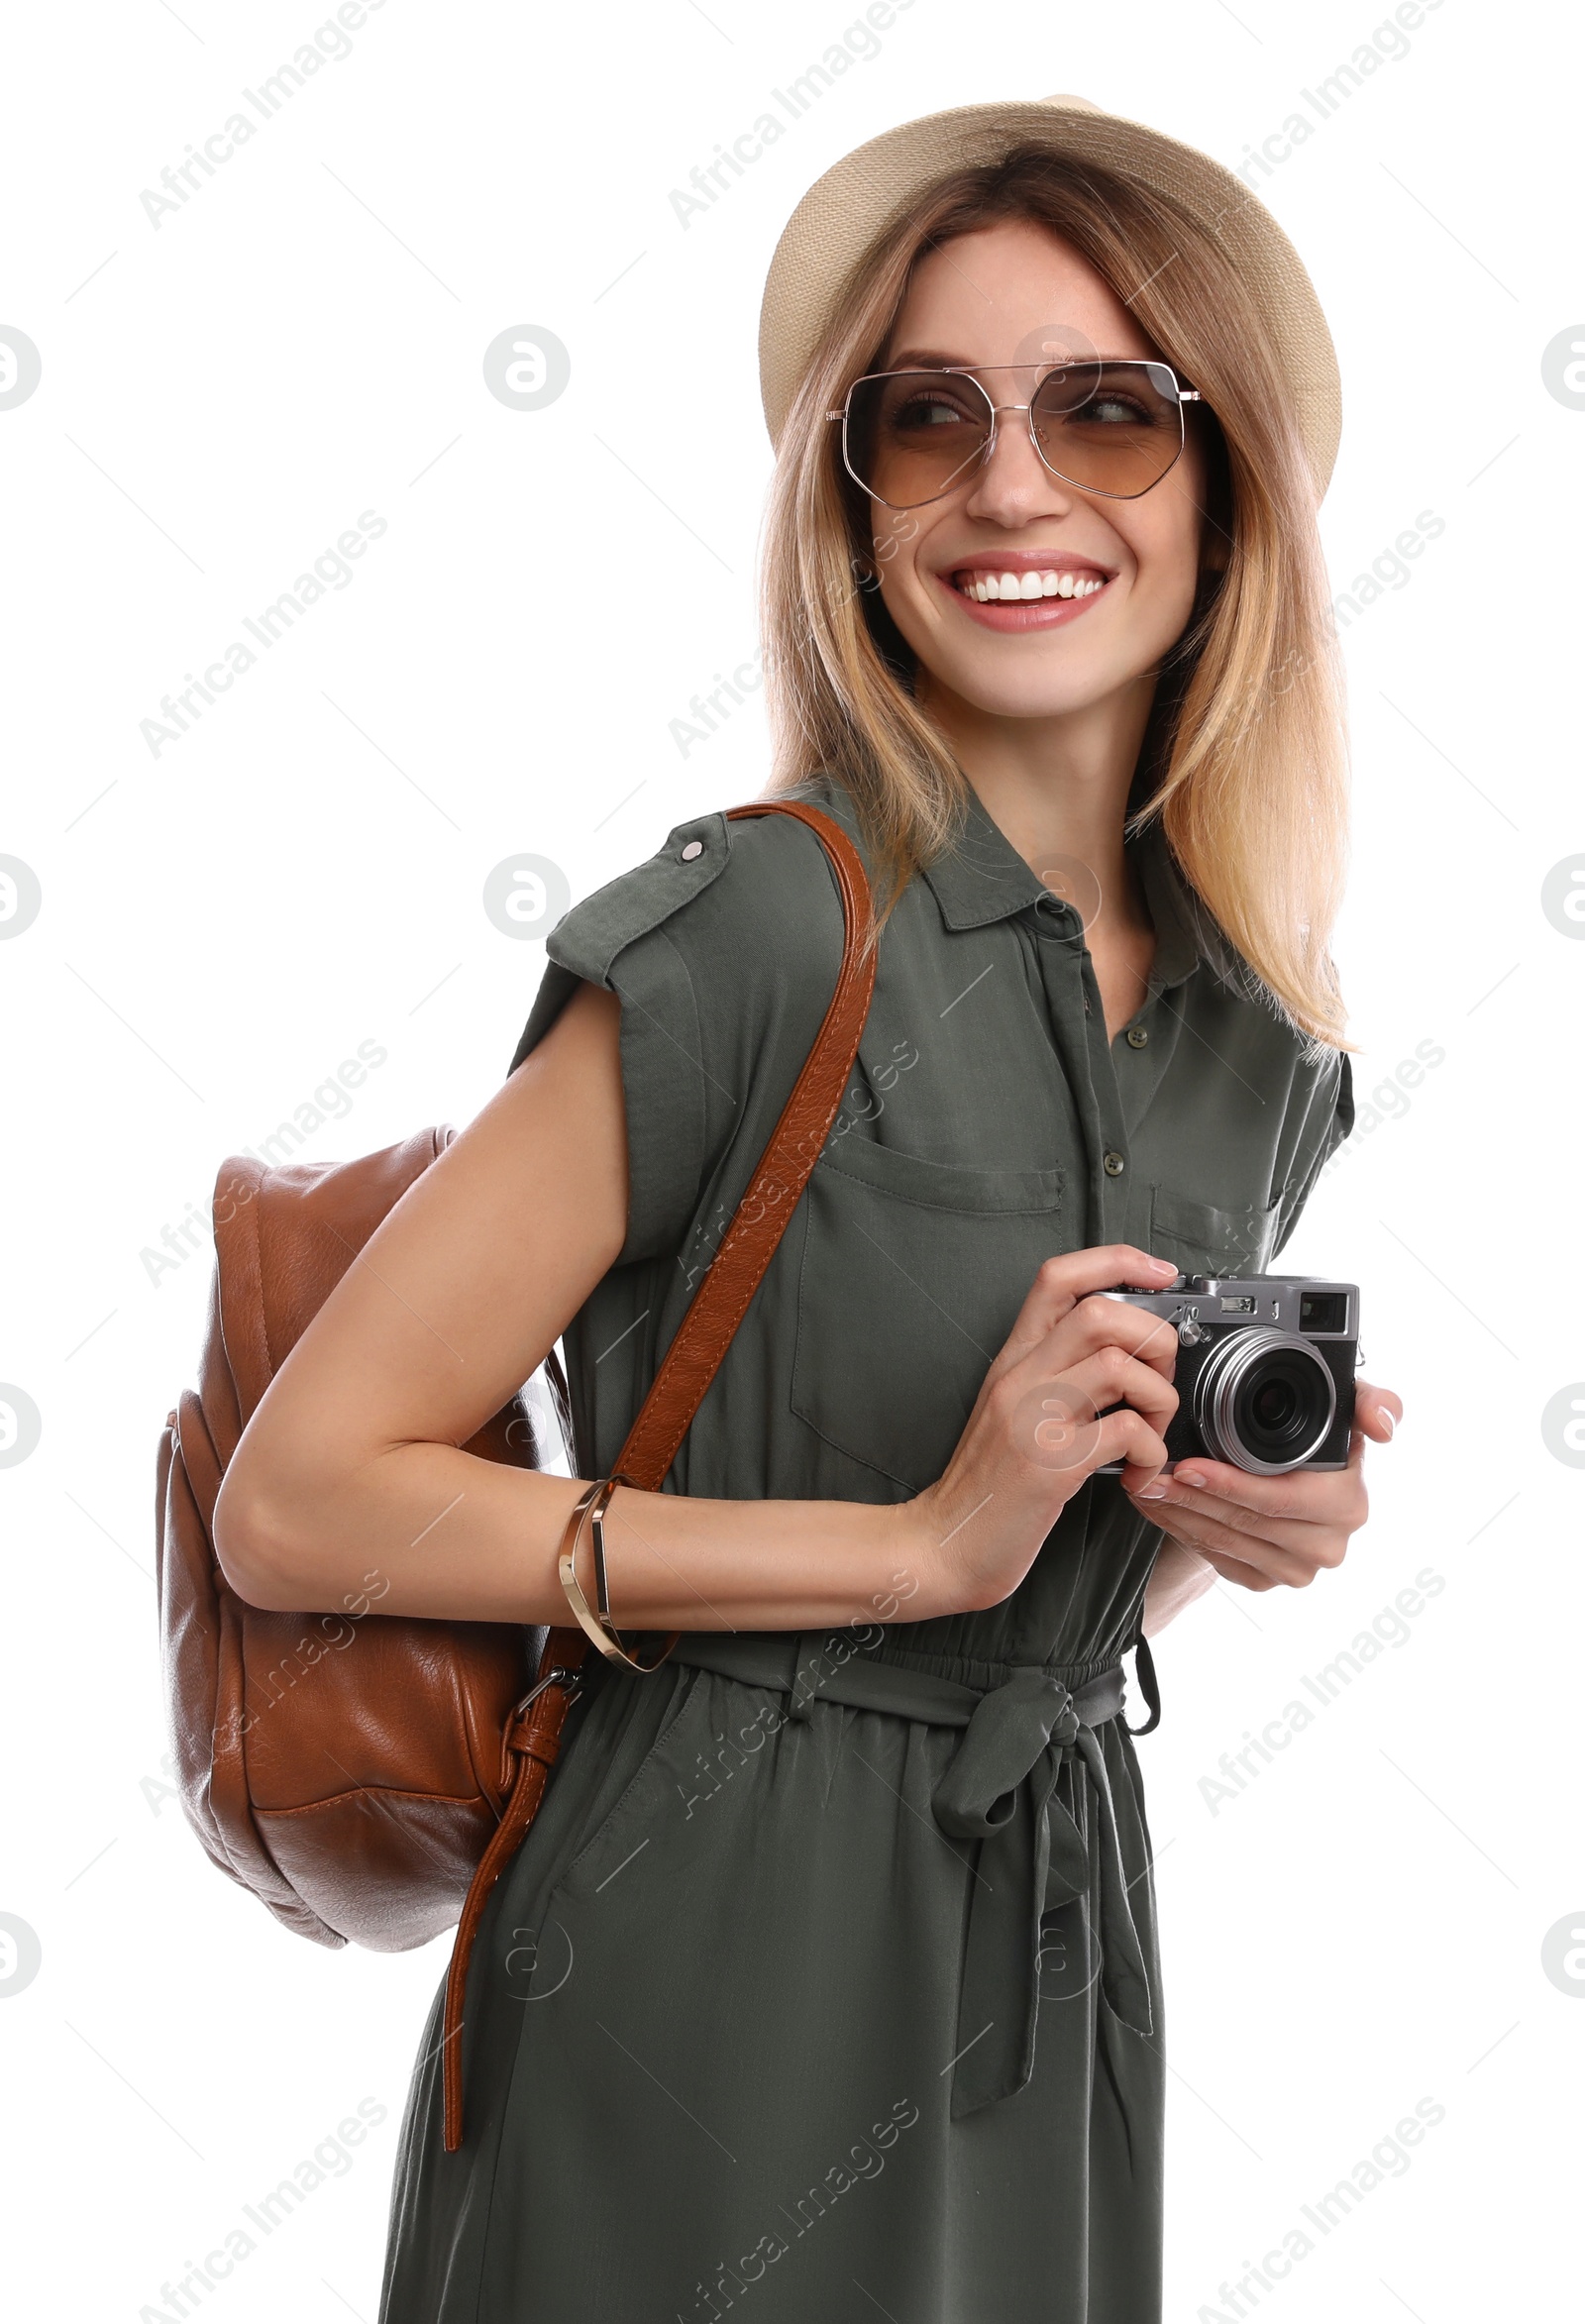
top-left (1270, 1050), bottom-right (1354, 1258)
top-left (506, 806), bottom-right (847, 1268)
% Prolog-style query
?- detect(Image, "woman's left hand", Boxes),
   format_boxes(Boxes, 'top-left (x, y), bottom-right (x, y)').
top-left (1125, 1379), bottom-right (1403, 1592)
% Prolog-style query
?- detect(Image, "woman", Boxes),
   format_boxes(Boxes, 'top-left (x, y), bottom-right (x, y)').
top-left (216, 95), bottom-right (1401, 2322)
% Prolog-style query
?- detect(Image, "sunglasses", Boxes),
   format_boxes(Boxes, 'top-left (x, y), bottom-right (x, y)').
top-left (828, 360), bottom-right (1204, 509)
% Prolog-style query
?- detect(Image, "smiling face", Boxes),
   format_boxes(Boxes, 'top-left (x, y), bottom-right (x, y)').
top-left (864, 217), bottom-right (1214, 726)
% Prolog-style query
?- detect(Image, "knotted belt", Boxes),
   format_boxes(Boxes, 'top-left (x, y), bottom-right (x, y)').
top-left (670, 1629), bottom-right (1157, 2116)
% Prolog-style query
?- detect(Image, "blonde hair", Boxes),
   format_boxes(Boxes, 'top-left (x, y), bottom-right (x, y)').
top-left (759, 148), bottom-right (1349, 1047)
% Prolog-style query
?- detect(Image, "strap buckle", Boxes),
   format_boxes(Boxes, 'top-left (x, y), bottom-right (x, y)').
top-left (510, 1665), bottom-right (583, 1722)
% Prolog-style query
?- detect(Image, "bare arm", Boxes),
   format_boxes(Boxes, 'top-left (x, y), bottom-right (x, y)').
top-left (213, 981), bottom-right (1188, 1635)
top-left (217, 984), bottom-right (911, 1630)
top-left (1141, 1540), bottom-right (1217, 1637)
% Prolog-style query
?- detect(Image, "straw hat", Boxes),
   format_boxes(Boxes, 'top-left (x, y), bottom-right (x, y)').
top-left (758, 93), bottom-right (1341, 498)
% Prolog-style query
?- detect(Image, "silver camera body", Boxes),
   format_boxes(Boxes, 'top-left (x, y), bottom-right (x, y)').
top-left (1101, 1275), bottom-right (1359, 1476)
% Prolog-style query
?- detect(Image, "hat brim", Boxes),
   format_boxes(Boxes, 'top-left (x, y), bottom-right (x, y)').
top-left (758, 95), bottom-right (1341, 499)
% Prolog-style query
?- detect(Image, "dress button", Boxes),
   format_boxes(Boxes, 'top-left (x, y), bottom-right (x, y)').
top-left (681, 840), bottom-right (703, 861)
top-left (1104, 1151), bottom-right (1126, 1177)
top-left (1125, 1025), bottom-right (1149, 1049)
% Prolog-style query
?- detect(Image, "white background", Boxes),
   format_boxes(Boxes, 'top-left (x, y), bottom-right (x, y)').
top-left (1, 3), bottom-right (1580, 2318)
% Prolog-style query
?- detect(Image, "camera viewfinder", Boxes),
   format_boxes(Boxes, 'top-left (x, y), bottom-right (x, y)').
top-left (1298, 1291), bottom-right (1348, 1333)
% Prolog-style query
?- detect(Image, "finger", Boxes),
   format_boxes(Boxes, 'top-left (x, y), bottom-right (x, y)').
top-left (999, 1361), bottom-right (1172, 1489)
top-left (1055, 1348), bottom-right (1180, 1435)
top-left (1339, 1383), bottom-right (1401, 1480)
top-left (1198, 1549), bottom-right (1281, 1594)
top-left (1085, 1407), bottom-right (1171, 1494)
top-left (999, 1246), bottom-right (1181, 1366)
top-left (1144, 1458), bottom-right (1353, 1524)
top-left (1073, 1293), bottom-right (1183, 1378)
top-left (1137, 1460), bottom-right (1362, 1542)
top-left (1134, 1498), bottom-right (1329, 1587)
top-left (1352, 1380), bottom-right (1402, 1443)
top-left (1051, 1293), bottom-right (1183, 1380)
top-left (1128, 1483), bottom-right (1348, 1562)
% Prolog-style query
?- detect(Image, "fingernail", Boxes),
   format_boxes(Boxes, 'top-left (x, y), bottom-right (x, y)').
top-left (1176, 1470), bottom-right (1206, 1490)
top-left (1135, 1481), bottom-right (1168, 1500)
top-left (1148, 1256), bottom-right (1178, 1276)
top-left (1379, 1410), bottom-right (1395, 1438)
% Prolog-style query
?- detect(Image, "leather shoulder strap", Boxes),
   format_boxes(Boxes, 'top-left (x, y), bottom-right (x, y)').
top-left (611, 799), bottom-right (875, 1492)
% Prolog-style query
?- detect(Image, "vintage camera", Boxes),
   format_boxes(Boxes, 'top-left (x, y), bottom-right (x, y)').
top-left (1099, 1275), bottom-right (1359, 1475)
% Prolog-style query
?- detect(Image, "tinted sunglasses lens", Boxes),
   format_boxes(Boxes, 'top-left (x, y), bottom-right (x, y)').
top-left (1031, 361), bottom-right (1185, 497)
top-left (845, 372), bottom-right (990, 507)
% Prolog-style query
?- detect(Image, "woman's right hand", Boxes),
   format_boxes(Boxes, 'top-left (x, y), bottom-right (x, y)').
top-left (904, 1245), bottom-right (1184, 1617)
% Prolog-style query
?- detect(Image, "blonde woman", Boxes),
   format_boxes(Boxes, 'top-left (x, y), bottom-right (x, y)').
top-left (216, 95), bottom-right (1402, 2323)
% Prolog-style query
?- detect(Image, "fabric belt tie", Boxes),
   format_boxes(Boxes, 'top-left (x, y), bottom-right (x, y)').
top-left (669, 1630), bottom-right (1154, 2117)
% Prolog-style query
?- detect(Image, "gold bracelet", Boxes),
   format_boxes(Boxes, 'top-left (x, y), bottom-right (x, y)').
top-left (557, 1477), bottom-right (681, 1674)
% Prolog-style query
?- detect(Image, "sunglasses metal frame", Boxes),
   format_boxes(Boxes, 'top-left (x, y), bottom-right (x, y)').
top-left (826, 360), bottom-right (1205, 509)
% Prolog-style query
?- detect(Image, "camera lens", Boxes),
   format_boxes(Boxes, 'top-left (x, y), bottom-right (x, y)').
top-left (1249, 1376), bottom-right (1298, 1433)
top-left (1193, 1328), bottom-right (1336, 1474)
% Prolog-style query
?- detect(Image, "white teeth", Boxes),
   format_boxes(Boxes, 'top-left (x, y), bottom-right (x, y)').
top-left (959, 570), bottom-right (1105, 602)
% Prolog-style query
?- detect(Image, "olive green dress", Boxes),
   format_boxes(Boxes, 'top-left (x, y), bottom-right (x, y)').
top-left (378, 776), bottom-right (1351, 2323)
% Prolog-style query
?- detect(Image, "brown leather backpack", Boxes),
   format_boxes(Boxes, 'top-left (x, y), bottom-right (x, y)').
top-left (155, 800), bottom-right (874, 2150)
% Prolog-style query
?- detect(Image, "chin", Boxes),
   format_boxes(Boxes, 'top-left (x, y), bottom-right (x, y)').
top-left (933, 656), bottom-right (1140, 722)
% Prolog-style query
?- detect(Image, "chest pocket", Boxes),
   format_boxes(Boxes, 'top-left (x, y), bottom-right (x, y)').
top-left (1149, 1185), bottom-right (1281, 1278)
top-left (790, 1135), bottom-right (1066, 1491)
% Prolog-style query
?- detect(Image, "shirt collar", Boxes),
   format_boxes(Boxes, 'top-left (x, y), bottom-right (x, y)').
top-left (917, 781), bottom-right (1050, 929)
top-left (920, 781), bottom-right (1208, 995)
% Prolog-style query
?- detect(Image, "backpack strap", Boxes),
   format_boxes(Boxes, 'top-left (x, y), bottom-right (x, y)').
top-left (614, 800), bottom-right (876, 1488)
top-left (442, 797), bottom-right (876, 2149)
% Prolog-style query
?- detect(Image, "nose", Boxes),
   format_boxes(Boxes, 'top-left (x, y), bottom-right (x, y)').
top-left (961, 404), bottom-right (1081, 527)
